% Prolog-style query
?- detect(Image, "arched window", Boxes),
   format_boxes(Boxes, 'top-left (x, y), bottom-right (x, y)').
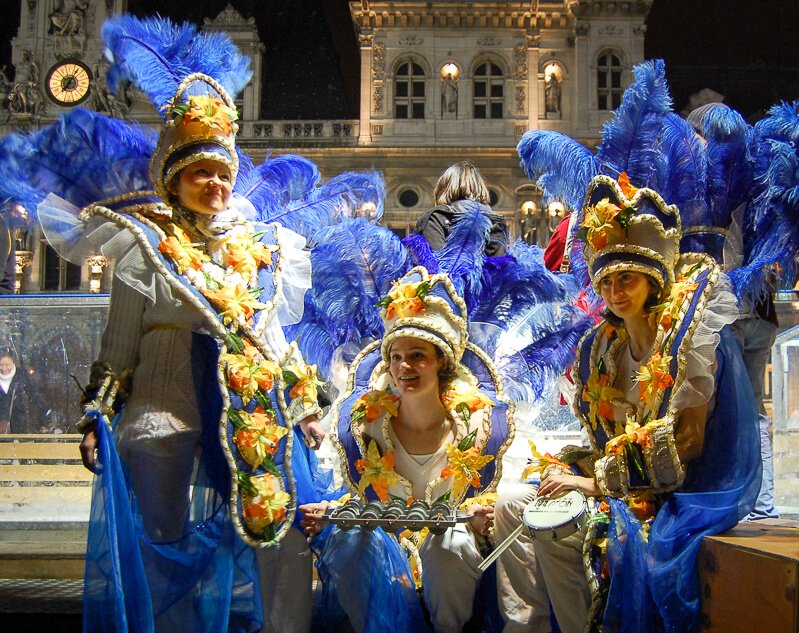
top-left (597, 52), bottom-right (623, 110)
top-left (395, 61), bottom-right (426, 119)
top-left (473, 62), bottom-right (504, 119)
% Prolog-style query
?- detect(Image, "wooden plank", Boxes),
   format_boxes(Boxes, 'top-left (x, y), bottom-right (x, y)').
top-left (0, 558), bottom-right (85, 580)
top-left (0, 434), bottom-right (83, 441)
top-left (0, 443), bottom-right (82, 460)
top-left (0, 465), bottom-right (92, 482)
top-left (0, 487), bottom-right (92, 505)
top-left (699, 527), bottom-right (799, 632)
top-left (705, 520), bottom-right (799, 562)
top-left (0, 541), bottom-right (85, 559)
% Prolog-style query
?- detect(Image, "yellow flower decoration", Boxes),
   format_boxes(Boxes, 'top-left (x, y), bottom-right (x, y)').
top-left (286, 363), bottom-right (324, 408)
top-left (178, 95), bottom-right (239, 135)
top-left (202, 283), bottom-right (267, 325)
top-left (232, 407), bottom-right (289, 468)
top-left (581, 198), bottom-right (625, 250)
top-left (380, 279), bottom-right (430, 320)
top-left (158, 223), bottom-right (209, 274)
top-left (618, 171), bottom-right (639, 199)
top-left (582, 365), bottom-right (625, 429)
top-left (521, 440), bottom-right (571, 480)
top-left (351, 390), bottom-right (400, 424)
top-left (440, 444), bottom-right (494, 499)
top-left (354, 439), bottom-right (398, 502)
top-left (441, 383), bottom-right (494, 418)
top-left (220, 231), bottom-right (277, 279)
top-left (221, 339), bottom-right (279, 404)
top-left (648, 277), bottom-right (699, 331)
top-left (633, 352), bottom-right (674, 410)
top-left (242, 474), bottom-right (291, 533)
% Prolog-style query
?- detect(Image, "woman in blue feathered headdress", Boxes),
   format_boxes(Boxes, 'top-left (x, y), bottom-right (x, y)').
top-left (0, 13), bottom-right (388, 633)
top-left (517, 60), bottom-right (765, 633)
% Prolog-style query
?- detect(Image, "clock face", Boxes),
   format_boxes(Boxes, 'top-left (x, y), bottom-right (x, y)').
top-left (45, 60), bottom-right (92, 106)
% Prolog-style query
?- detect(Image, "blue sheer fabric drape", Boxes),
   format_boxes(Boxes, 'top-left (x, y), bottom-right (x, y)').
top-left (82, 333), bottom-right (264, 633)
top-left (311, 526), bottom-right (427, 633)
top-left (602, 328), bottom-right (762, 633)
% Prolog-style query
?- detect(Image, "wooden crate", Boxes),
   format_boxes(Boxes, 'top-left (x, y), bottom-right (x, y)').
top-left (698, 519), bottom-right (799, 632)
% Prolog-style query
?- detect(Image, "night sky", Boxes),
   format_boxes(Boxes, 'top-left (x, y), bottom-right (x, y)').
top-left (0, 0), bottom-right (796, 119)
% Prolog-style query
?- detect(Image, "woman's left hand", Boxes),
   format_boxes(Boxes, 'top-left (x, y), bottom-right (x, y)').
top-left (467, 504), bottom-right (494, 537)
top-left (299, 416), bottom-right (325, 450)
top-left (538, 469), bottom-right (600, 498)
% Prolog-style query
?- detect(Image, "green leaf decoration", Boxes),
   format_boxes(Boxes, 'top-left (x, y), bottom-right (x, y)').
top-left (224, 332), bottom-right (245, 355)
top-left (262, 523), bottom-right (276, 542)
top-left (415, 280), bottom-right (431, 299)
top-left (617, 207), bottom-right (634, 229)
top-left (350, 409), bottom-right (365, 424)
top-left (376, 295), bottom-right (391, 309)
top-left (228, 407), bottom-right (247, 430)
top-left (254, 391), bottom-right (273, 412)
top-left (458, 428), bottom-right (478, 451)
top-left (626, 443), bottom-right (646, 479)
top-left (237, 472), bottom-right (256, 495)
top-left (260, 454), bottom-right (282, 477)
top-left (282, 370), bottom-right (299, 386)
top-left (434, 490), bottom-right (451, 504)
top-left (252, 231), bottom-right (267, 241)
top-left (455, 402), bottom-right (471, 425)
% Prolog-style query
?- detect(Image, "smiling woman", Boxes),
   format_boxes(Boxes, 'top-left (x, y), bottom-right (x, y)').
top-left (168, 159), bottom-right (234, 216)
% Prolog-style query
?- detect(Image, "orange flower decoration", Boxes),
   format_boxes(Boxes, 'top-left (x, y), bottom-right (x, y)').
top-left (351, 390), bottom-right (400, 424)
top-left (286, 363), bottom-right (324, 408)
top-left (618, 171), bottom-right (639, 199)
top-left (441, 444), bottom-right (494, 498)
top-left (222, 231), bottom-right (276, 279)
top-left (583, 366), bottom-right (625, 429)
top-left (202, 284), bottom-right (267, 325)
top-left (355, 440), bottom-right (399, 502)
top-left (242, 474), bottom-right (291, 533)
top-left (441, 384), bottom-right (494, 415)
top-left (582, 198), bottom-right (625, 250)
top-left (232, 407), bottom-right (288, 468)
top-left (179, 95), bottom-right (238, 135)
top-left (221, 340), bottom-right (279, 403)
top-left (634, 352), bottom-right (674, 410)
top-left (381, 280), bottom-right (430, 320)
top-left (158, 224), bottom-right (208, 274)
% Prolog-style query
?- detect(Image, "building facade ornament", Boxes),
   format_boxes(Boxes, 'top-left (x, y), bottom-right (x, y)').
top-left (359, 32), bottom-right (375, 47)
top-left (515, 85), bottom-right (526, 113)
top-left (477, 36), bottom-right (502, 47)
top-left (372, 42), bottom-right (385, 80)
top-left (398, 35), bottom-right (423, 48)
top-left (373, 85), bottom-right (383, 113)
top-left (513, 44), bottom-right (528, 79)
top-left (203, 3), bottom-right (255, 27)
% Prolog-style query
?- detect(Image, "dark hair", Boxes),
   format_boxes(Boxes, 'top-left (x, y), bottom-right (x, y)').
top-left (602, 274), bottom-right (662, 327)
top-left (0, 349), bottom-right (16, 362)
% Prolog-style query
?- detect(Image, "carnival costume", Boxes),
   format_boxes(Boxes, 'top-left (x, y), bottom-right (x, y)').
top-left (0, 16), bottom-right (384, 633)
top-left (515, 60), bottom-right (783, 632)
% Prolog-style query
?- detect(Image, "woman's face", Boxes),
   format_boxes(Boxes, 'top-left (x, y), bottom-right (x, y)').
top-left (599, 271), bottom-right (655, 321)
top-left (170, 159), bottom-right (233, 216)
top-left (388, 338), bottom-right (446, 398)
top-left (0, 356), bottom-right (15, 377)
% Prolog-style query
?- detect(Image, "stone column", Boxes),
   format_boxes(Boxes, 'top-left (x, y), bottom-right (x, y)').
top-left (358, 32), bottom-right (374, 144)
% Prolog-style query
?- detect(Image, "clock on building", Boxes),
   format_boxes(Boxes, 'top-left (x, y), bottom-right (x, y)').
top-left (45, 60), bottom-right (92, 106)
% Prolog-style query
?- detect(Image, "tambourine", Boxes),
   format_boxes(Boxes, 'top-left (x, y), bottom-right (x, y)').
top-left (522, 489), bottom-right (587, 540)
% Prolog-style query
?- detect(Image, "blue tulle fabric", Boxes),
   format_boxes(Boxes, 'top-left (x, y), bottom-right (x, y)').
top-left (601, 329), bottom-right (761, 633)
top-left (310, 526), bottom-right (427, 633)
top-left (83, 333), bottom-right (272, 633)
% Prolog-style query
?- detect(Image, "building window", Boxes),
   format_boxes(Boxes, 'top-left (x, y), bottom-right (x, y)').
top-left (473, 62), bottom-right (504, 119)
top-left (398, 188), bottom-right (420, 208)
top-left (41, 242), bottom-right (81, 291)
top-left (488, 188), bottom-right (499, 207)
top-left (395, 62), bottom-right (426, 119)
top-left (597, 52), bottom-right (623, 111)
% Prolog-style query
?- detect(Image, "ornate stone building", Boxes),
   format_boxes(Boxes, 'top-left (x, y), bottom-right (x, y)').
top-left (0, 0), bottom-right (652, 293)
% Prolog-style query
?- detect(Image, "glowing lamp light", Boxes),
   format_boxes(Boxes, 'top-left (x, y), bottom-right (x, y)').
top-left (441, 63), bottom-right (459, 79)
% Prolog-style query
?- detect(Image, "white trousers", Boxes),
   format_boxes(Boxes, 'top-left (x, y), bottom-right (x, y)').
top-left (494, 483), bottom-right (591, 633)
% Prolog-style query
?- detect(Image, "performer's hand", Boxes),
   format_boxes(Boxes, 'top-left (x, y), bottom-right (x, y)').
top-left (299, 500), bottom-right (331, 537)
top-left (467, 504), bottom-right (494, 537)
top-left (299, 417), bottom-right (325, 450)
top-left (79, 421), bottom-right (100, 474)
top-left (538, 470), bottom-right (598, 498)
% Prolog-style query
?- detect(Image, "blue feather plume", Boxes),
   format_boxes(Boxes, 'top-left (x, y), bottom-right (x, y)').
top-left (258, 171), bottom-right (385, 243)
top-left (516, 131), bottom-right (598, 211)
top-left (596, 59), bottom-right (673, 187)
top-left (0, 109), bottom-right (155, 216)
top-left (434, 201), bottom-right (491, 310)
top-left (402, 233), bottom-right (440, 273)
top-left (102, 14), bottom-right (252, 113)
top-left (236, 154), bottom-right (320, 211)
top-left (285, 219), bottom-right (408, 376)
top-left (657, 113), bottom-right (708, 226)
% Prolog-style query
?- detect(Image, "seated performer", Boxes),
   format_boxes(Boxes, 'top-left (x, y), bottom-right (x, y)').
top-left (300, 267), bottom-right (519, 633)
top-left (532, 173), bottom-right (761, 632)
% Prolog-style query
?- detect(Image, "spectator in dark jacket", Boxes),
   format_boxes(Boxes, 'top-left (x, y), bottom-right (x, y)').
top-left (414, 161), bottom-right (508, 256)
top-left (0, 351), bottom-right (30, 433)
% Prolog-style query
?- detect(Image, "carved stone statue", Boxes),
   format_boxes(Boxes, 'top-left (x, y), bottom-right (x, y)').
top-left (0, 67), bottom-right (11, 120)
top-left (441, 73), bottom-right (458, 115)
top-left (8, 51), bottom-right (44, 117)
top-left (48, 0), bottom-right (90, 36)
top-left (545, 73), bottom-right (562, 114)
top-left (93, 58), bottom-right (129, 119)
